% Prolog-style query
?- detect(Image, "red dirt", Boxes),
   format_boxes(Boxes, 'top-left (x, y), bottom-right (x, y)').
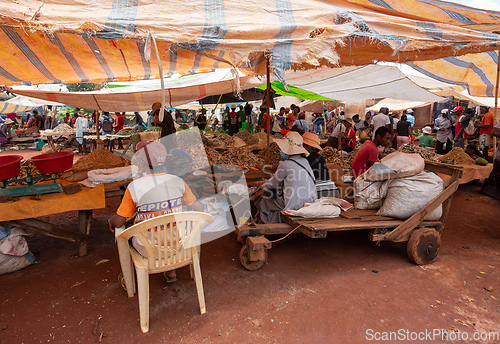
top-left (1, 151), bottom-right (499, 343)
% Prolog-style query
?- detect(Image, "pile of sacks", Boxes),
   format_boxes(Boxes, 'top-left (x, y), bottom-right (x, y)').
top-left (353, 152), bottom-right (443, 220)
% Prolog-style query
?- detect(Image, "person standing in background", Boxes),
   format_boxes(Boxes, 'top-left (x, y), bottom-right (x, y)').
top-left (405, 109), bottom-right (415, 128)
top-left (396, 114), bottom-right (412, 148)
top-left (370, 107), bottom-right (391, 141)
top-left (434, 109), bottom-right (453, 155)
top-left (475, 106), bottom-right (494, 158)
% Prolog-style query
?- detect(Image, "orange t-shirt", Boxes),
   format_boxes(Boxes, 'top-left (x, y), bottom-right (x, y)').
top-left (480, 112), bottom-right (494, 135)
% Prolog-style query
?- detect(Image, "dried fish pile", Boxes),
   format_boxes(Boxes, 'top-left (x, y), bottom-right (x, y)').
top-left (381, 147), bottom-right (397, 158)
top-left (318, 133), bottom-right (330, 140)
top-left (204, 147), bottom-right (222, 165)
top-left (205, 139), bottom-right (227, 150)
top-left (73, 149), bottom-right (128, 170)
top-left (253, 132), bottom-right (269, 144)
top-left (217, 133), bottom-right (234, 147)
top-left (218, 148), bottom-right (264, 167)
top-left (319, 147), bottom-right (351, 169)
top-left (235, 130), bottom-right (260, 145)
top-left (257, 142), bottom-right (285, 164)
top-left (146, 126), bottom-right (161, 132)
top-left (176, 130), bottom-right (204, 147)
top-left (12, 161), bottom-right (49, 185)
top-left (52, 123), bottom-right (73, 133)
top-left (441, 147), bottom-right (475, 165)
top-left (398, 144), bottom-right (435, 161)
top-left (272, 133), bottom-right (284, 139)
top-left (183, 146), bottom-right (210, 170)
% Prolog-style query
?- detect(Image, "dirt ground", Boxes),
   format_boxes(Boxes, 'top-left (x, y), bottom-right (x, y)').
top-left (1, 150), bottom-right (499, 343)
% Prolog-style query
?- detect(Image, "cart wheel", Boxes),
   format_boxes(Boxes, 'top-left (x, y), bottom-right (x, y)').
top-left (239, 244), bottom-right (267, 271)
top-left (407, 228), bottom-right (441, 265)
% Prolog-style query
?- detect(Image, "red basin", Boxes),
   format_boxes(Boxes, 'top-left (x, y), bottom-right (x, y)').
top-left (0, 155), bottom-right (23, 181)
top-left (31, 151), bottom-right (75, 174)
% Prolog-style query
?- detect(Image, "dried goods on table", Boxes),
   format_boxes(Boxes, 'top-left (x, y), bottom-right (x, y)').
top-left (183, 146), bottom-right (210, 170)
top-left (41, 143), bottom-right (68, 154)
top-left (257, 142), bottom-right (285, 164)
top-left (217, 133), bottom-right (234, 147)
top-left (219, 148), bottom-right (264, 167)
top-left (52, 123), bottom-right (73, 133)
top-left (440, 147), bottom-right (475, 165)
top-left (232, 136), bottom-right (247, 147)
top-left (235, 130), bottom-right (260, 145)
top-left (253, 132), bottom-right (269, 144)
top-left (12, 161), bottom-right (50, 186)
top-left (204, 147), bottom-right (222, 165)
top-left (205, 139), bottom-right (227, 150)
top-left (176, 130), bottom-right (204, 147)
top-left (381, 147), bottom-right (397, 158)
top-left (398, 144), bottom-right (435, 161)
top-left (319, 147), bottom-right (351, 169)
top-left (319, 133), bottom-right (330, 140)
top-left (272, 133), bottom-right (284, 139)
top-left (130, 125), bottom-right (147, 133)
top-left (116, 129), bottom-right (131, 136)
top-left (72, 149), bottom-right (129, 170)
top-left (146, 127), bottom-right (161, 132)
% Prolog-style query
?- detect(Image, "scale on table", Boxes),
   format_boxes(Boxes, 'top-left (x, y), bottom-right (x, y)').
top-left (0, 152), bottom-right (75, 198)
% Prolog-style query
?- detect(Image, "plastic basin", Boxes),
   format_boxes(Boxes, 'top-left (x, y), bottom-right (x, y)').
top-left (0, 155), bottom-right (23, 181)
top-left (31, 151), bottom-right (75, 174)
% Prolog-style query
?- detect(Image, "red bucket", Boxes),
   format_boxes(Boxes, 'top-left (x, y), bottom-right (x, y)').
top-left (31, 151), bottom-right (75, 174)
top-left (0, 155), bottom-right (23, 181)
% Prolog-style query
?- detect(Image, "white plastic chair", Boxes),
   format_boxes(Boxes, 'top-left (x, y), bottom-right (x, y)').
top-left (115, 211), bottom-right (214, 333)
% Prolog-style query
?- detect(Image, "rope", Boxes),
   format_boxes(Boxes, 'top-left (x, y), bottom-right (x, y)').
top-left (269, 225), bottom-right (301, 244)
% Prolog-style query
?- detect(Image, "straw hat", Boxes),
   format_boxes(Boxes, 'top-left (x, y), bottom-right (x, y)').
top-left (152, 102), bottom-right (162, 111)
top-left (422, 126), bottom-right (432, 134)
top-left (4, 118), bottom-right (14, 125)
top-left (230, 104), bottom-right (237, 109)
top-left (274, 131), bottom-right (308, 156)
top-left (302, 132), bottom-right (322, 150)
top-left (343, 117), bottom-right (353, 125)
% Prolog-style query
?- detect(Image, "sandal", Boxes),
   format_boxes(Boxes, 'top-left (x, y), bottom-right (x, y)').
top-left (163, 272), bottom-right (177, 283)
top-left (118, 273), bottom-right (127, 292)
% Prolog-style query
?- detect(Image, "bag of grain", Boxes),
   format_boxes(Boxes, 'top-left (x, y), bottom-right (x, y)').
top-left (377, 171), bottom-right (443, 220)
top-left (353, 175), bottom-right (387, 210)
top-left (363, 152), bottom-right (425, 182)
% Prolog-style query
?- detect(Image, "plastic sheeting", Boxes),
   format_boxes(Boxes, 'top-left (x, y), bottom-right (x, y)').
top-left (296, 65), bottom-right (443, 102)
top-left (408, 52), bottom-right (499, 97)
top-left (0, 0), bottom-right (499, 86)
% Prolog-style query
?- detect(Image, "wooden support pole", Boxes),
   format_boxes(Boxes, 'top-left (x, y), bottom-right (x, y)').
top-left (266, 56), bottom-right (271, 164)
top-left (152, 36), bottom-right (166, 122)
top-left (494, 48), bottom-right (500, 161)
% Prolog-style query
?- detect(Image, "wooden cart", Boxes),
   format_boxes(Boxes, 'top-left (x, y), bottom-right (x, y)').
top-left (235, 162), bottom-right (463, 270)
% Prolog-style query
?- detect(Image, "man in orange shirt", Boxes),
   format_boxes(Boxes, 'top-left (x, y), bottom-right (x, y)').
top-left (476, 106), bottom-right (494, 158)
top-left (287, 105), bottom-right (299, 130)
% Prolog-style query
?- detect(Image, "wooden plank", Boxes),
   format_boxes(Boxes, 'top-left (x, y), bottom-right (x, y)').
top-left (425, 161), bottom-right (463, 177)
top-left (248, 236), bottom-right (272, 250)
top-left (437, 168), bottom-right (462, 234)
top-left (236, 223), bottom-right (292, 237)
top-left (7, 218), bottom-right (88, 243)
top-left (384, 180), bottom-right (460, 242)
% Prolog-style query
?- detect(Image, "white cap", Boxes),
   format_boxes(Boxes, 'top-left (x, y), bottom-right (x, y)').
top-left (406, 109), bottom-right (414, 114)
top-left (441, 108), bottom-right (449, 114)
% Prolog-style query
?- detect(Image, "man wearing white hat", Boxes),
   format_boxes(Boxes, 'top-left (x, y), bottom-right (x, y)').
top-left (434, 109), bottom-right (453, 154)
top-left (418, 126), bottom-right (434, 148)
top-left (256, 131), bottom-right (317, 223)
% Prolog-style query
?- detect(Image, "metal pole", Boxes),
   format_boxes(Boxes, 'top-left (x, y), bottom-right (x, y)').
top-left (152, 36), bottom-right (166, 122)
top-left (266, 56), bottom-right (271, 164)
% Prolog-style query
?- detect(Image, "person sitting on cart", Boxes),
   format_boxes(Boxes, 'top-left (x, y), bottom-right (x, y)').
top-left (351, 126), bottom-right (392, 178)
top-left (302, 132), bottom-right (330, 181)
top-left (108, 140), bottom-right (204, 284)
top-left (255, 131), bottom-right (317, 224)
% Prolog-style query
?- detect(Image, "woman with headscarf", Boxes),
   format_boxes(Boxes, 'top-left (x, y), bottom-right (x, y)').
top-left (151, 102), bottom-right (176, 138)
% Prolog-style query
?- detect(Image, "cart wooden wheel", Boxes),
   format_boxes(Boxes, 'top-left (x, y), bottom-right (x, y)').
top-left (407, 228), bottom-right (441, 265)
top-left (239, 244), bottom-right (267, 271)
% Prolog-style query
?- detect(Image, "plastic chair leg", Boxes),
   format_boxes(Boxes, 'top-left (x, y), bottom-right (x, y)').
top-left (136, 267), bottom-right (150, 333)
top-left (116, 236), bottom-right (136, 297)
top-left (192, 253), bottom-right (206, 314)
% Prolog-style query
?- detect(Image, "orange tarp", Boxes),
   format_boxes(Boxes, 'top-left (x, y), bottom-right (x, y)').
top-left (0, 183), bottom-right (105, 222)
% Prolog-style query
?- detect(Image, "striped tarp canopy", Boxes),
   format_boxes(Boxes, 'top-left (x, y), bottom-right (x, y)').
top-left (407, 52), bottom-right (499, 97)
top-left (0, 0), bottom-right (499, 88)
top-left (0, 96), bottom-right (62, 114)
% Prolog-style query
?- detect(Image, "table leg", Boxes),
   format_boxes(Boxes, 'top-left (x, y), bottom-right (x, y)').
top-left (78, 209), bottom-right (93, 257)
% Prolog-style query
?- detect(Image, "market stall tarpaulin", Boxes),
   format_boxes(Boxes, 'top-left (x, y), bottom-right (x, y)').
top-left (0, 95), bottom-right (63, 114)
top-left (0, 0), bottom-right (499, 88)
top-left (9, 69), bottom-right (263, 112)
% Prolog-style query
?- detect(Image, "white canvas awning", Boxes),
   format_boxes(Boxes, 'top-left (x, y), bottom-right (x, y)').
top-left (295, 65), bottom-right (443, 103)
top-left (10, 69), bottom-right (262, 112)
top-left (366, 98), bottom-right (434, 112)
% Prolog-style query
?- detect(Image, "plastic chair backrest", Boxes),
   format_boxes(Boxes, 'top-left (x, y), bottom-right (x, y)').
top-left (118, 212), bottom-right (214, 271)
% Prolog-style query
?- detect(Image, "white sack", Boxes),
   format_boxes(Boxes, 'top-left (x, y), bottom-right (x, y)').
top-left (363, 152), bottom-right (425, 181)
top-left (87, 166), bottom-right (139, 185)
top-left (283, 198), bottom-right (341, 218)
top-left (377, 171), bottom-right (443, 220)
top-left (354, 175), bottom-right (386, 210)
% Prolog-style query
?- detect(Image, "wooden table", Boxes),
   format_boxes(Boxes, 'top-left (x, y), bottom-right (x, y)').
top-left (40, 131), bottom-right (76, 151)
